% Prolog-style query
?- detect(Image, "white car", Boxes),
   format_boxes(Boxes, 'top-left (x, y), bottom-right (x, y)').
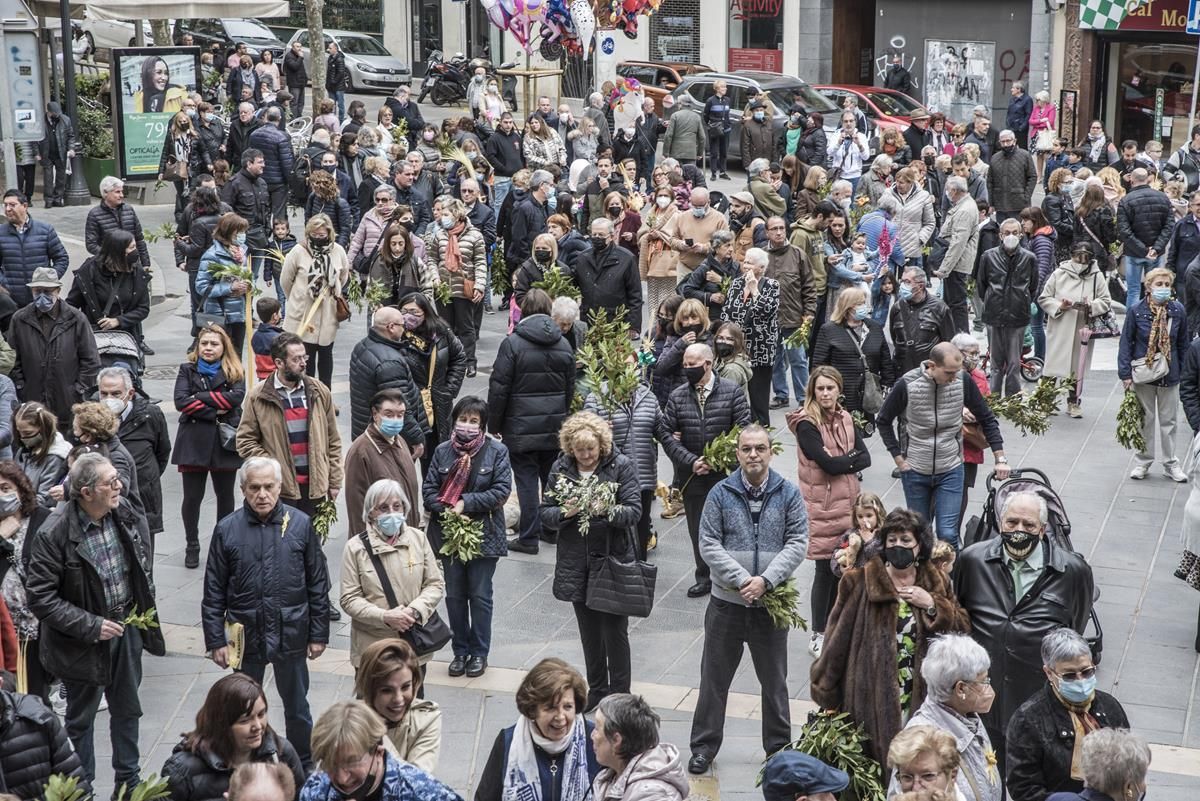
top-left (285, 29), bottom-right (411, 93)
top-left (78, 8), bottom-right (155, 51)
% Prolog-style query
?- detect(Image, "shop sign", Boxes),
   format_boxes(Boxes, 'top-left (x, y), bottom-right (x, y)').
top-left (730, 0), bottom-right (783, 20)
top-left (1079, 0), bottom-right (1195, 31)
top-left (728, 48), bottom-right (782, 71)
top-left (111, 47), bottom-right (201, 181)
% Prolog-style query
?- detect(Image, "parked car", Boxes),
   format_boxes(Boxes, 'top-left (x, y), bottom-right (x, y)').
top-left (666, 71), bottom-right (840, 164)
top-left (79, 8), bottom-right (154, 51)
top-left (174, 18), bottom-right (286, 63)
top-left (814, 85), bottom-right (933, 135)
top-left (285, 29), bottom-right (411, 93)
top-left (617, 60), bottom-right (712, 114)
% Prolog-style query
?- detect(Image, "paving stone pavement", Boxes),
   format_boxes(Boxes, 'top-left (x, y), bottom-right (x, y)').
top-left (29, 197), bottom-right (1200, 800)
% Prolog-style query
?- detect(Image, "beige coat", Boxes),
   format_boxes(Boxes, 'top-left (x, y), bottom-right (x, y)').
top-left (637, 206), bottom-right (680, 280)
top-left (281, 242), bottom-right (351, 347)
top-left (662, 207), bottom-right (729, 271)
top-left (1037, 259), bottom-right (1112, 379)
top-left (340, 524), bottom-right (446, 666)
top-left (382, 699), bottom-right (442, 774)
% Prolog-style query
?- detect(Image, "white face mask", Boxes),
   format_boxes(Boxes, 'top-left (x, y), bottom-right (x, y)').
top-left (655, 196), bottom-right (671, 209)
top-left (1002, 234), bottom-right (1020, 250)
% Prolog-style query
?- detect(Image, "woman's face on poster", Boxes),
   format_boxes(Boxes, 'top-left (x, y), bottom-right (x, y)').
top-left (152, 60), bottom-right (169, 91)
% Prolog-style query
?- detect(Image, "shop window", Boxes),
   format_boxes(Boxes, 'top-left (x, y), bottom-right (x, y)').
top-left (728, 0), bottom-right (783, 72)
top-left (650, 0), bottom-right (700, 63)
top-left (1115, 41), bottom-right (1194, 153)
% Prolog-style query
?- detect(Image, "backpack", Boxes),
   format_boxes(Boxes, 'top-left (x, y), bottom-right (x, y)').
top-left (288, 151), bottom-right (313, 208)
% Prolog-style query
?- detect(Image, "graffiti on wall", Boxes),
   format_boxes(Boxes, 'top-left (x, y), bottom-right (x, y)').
top-left (924, 39), bottom-right (995, 122)
top-left (998, 47), bottom-right (1030, 92)
top-left (875, 34), bottom-right (920, 92)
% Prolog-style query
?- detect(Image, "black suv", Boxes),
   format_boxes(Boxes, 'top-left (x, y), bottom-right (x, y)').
top-left (175, 18), bottom-right (286, 62)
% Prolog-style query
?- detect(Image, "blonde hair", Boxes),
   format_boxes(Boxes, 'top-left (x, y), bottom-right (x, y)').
top-left (803, 165), bottom-right (827, 192)
top-left (1046, 167), bottom-right (1073, 194)
top-left (71, 402), bottom-right (118, 442)
top-left (800, 365), bottom-right (844, 424)
top-left (830, 285), bottom-right (868, 325)
top-left (189, 323), bottom-right (245, 383)
top-left (961, 143), bottom-right (980, 164)
top-left (304, 213), bottom-right (335, 242)
top-left (852, 492), bottom-right (886, 531)
top-left (674, 298), bottom-right (709, 334)
top-left (558, 411), bottom-right (613, 458)
top-left (888, 725), bottom-right (961, 775)
top-left (531, 233), bottom-right (558, 261)
top-left (1096, 167), bottom-right (1125, 199)
top-left (1144, 266), bottom-right (1175, 287)
top-left (310, 700), bottom-right (385, 771)
top-left (363, 155), bottom-right (388, 177)
top-left (603, 191), bottom-right (627, 211)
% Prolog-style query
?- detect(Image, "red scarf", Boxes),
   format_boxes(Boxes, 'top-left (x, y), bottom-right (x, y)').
top-left (438, 431), bottom-right (487, 505)
top-left (444, 220), bottom-right (467, 273)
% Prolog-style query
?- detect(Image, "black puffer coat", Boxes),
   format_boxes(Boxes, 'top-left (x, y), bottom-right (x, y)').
top-left (541, 450), bottom-right (641, 603)
top-left (171, 362), bottom-right (245, 471)
top-left (1072, 206), bottom-right (1118, 265)
top-left (811, 321), bottom-right (894, 415)
top-left (583, 384), bottom-right (663, 491)
top-left (1116, 184), bottom-right (1173, 259)
top-left (84, 202), bottom-right (150, 266)
top-left (1167, 214), bottom-right (1200, 277)
top-left (65, 259), bottom-right (152, 331)
top-left (0, 688), bottom-right (87, 799)
top-left (162, 730), bottom-right (305, 801)
top-left (487, 314), bottom-right (577, 453)
top-left (423, 438), bottom-right (512, 558)
top-left (117, 395), bottom-right (172, 534)
top-left (347, 329), bottom-right (428, 444)
top-left (26, 498), bottom-right (164, 685)
top-left (512, 257), bottom-right (574, 308)
top-left (1041, 190), bottom-right (1075, 262)
top-left (200, 502), bottom-right (330, 662)
top-left (303, 194), bottom-right (354, 249)
top-left (660, 376), bottom-right (751, 471)
top-left (397, 328), bottom-right (467, 442)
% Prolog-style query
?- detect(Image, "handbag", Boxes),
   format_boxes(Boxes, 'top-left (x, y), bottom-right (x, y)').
top-left (585, 527), bottom-right (657, 618)
top-left (334, 292), bottom-right (352, 323)
top-left (359, 532), bottom-right (452, 656)
top-left (1034, 128), bottom-right (1056, 152)
top-left (217, 421), bottom-right (239, 453)
top-left (421, 346), bottom-right (437, 426)
top-left (961, 421), bottom-right (989, 450)
top-left (1132, 352), bottom-right (1169, 384)
top-left (1083, 273), bottom-right (1120, 339)
top-left (847, 328), bottom-right (883, 414)
top-left (1078, 217), bottom-right (1118, 273)
top-left (163, 155), bottom-right (189, 182)
top-left (195, 285), bottom-right (228, 330)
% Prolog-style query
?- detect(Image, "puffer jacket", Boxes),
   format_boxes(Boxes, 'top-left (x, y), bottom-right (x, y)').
top-left (84, 202), bottom-right (150, 266)
top-left (196, 119), bottom-right (225, 171)
top-left (116, 395), bottom-right (171, 534)
top-left (583, 384), bottom-right (662, 491)
top-left (788, 411), bottom-right (869, 559)
top-left (888, 186), bottom-right (936, 258)
top-left (429, 222), bottom-right (487, 300)
top-left (986, 148), bottom-right (1037, 212)
top-left (1167, 215), bottom-right (1200, 277)
top-left (66, 258), bottom-right (151, 331)
top-left (1042, 190), bottom-right (1075, 262)
top-left (680, 255), bottom-right (741, 322)
top-left (162, 730), bottom-right (305, 801)
top-left (171, 362), bottom-right (245, 471)
top-left (303, 194), bottom-right (354, 249)
top-left (541, 450), bottom-right (641, 603)
top-left (196, 241), bottom-right (250, 324)
top-left (0, 688), bottom-right (87, 799)
top-left (201, 502), bottom-right (330, 662)
top-left (0, 218), bottom-right (69, 306)
top-left (591, 743), bottom-right (690, 801)
top-left (26, 498), bottom-right (164, 685)
top-left (1184, 262), bottom-right (1200, 347)
top-left (507, 195), bottom-right (550, 267)
top-left (811, 321), bottom-right (894, 415)
top-left (398, 329), bottom-right (467, 441)
top-left (15, 433), bottom-right (71, 508)
top-left (347, 329), bottom-right (428, 443)
top-left (653, 329), bottom-right (712, 403)
top-left (1117, 184), bottom-right (1174, 258)
top-left (660, 376), bottom-right (752, 471)
top-left (513, 257), bottom-right (574, 308)
top-left (1117, 297), bottom-right (1188, 386)
top-left (487, 315), bottom-right (577, 453)
top-left (248, 122), bottom-right (295, 188)
top-left (423, 437), bottom-right (512, 558)
top-left (979, 245), bottom-right (1040, 327)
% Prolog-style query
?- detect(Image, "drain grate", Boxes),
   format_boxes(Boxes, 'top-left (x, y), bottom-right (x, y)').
top-left (142, 366), bottom-right (180, 381)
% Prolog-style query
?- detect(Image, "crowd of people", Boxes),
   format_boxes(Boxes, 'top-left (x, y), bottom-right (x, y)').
top-left (0, 61), bottom-right (1195, 801)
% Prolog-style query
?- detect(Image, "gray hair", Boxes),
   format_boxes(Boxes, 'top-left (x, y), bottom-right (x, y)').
top-left (830, 179), bottom-right (852, 195)
top-left (265, 108), bottom-right (281, 124)
top-left (362, 478), bottom-right (410, 527)
top-left (550, 295), bottom-right (579, 324)
top-left (1040, 628), bottom-right (1091, 668)
top-left (99, 176), bottom-right (124, 196)
top-left (743, 247), bottom-right (768, 268)
top-left (998, 217), bottom-right (1022, 234)
top-left (1080, 730), bottom-right (1150, 796)
top-left (238, 101), bottom-right (255, 115)
top-left (595, 694), bottom-right (661, 762)
top-left (684, 342), bottom-right (713, 362)
top-left (921, 634), bottom-right (991, 702)
top-left (872, 154), bottom-right (893, 173)
top-left (68, 453), bottom-right (113, 500)
top-left (748, 157), bottom-right (771, 177)
top-left (239, 456), bottom-right (283, 488)
top-left (530, 169), bottom-right (554, 191)
top-left (97, 366), bottom-right (133, 392)
top-left (588, 91), bottom-right (604, 107)
top-left (590, 217), bottom-right (614, 235)
top-left (1035, 90), bottom-right (1050, 103)
top-left (877, 193), bottom-right (900, 216)
top-left (998, 129), bottom-right (1016, 141)
top-left (945, 176), bottom-right (968, 195)
top-left (310, 128), bottom-right (331, 146)
top-left (372, 184), bottom-right (396, 201)
top-left (903, 266), bottom-right (927, 285)
top-left (710, 229), bottom-right (735, 248)
top-left (950, 332), bottom-right (981, 352)
top-left (1000, 490), bottom-right (1048, 525)
top-left (407, 150), bottom-right (426, 165)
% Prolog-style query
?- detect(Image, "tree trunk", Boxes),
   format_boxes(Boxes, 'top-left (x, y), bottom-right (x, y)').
top-left (305, 0), bottom-right (326, 117)
top-left (151, 20), bottom-right (172, 47)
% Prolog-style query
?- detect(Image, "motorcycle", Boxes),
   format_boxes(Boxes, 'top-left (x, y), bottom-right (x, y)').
top-left (470, 56), bottom-right (520, 114)
top-left (418, 50), bottom-right (469, 106)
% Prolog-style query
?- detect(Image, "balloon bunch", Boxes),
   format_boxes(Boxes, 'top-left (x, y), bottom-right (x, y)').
top-left (479, 0), bottom-right (659, 57)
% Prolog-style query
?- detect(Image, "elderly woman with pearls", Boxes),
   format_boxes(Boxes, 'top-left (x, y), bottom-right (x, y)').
top-left (895, 634), bottom-right (1002, 801)
top-left (1042, 729), bottom-right (1149, 801)
top-left (1006, 628), bottom-right (1130, 801)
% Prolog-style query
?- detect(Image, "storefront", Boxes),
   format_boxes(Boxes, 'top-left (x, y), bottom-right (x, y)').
top-left (727, 0), bottom-right (784, 71)
top-left (1077, 0), bottom-right (1198, 153)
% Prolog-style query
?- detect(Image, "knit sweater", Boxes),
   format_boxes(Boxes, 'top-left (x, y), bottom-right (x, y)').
top-left (662, 208), bottom-right (730, 270)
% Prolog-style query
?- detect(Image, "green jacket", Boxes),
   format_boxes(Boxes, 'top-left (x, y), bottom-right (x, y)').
top-left (789, 221), bottom-right (827, 295)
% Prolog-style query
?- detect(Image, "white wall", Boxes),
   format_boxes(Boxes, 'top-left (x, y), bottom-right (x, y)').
top-left (699, 0), bottom-right (726, 71)
top-left (382, 0), bottom-right (412, 69)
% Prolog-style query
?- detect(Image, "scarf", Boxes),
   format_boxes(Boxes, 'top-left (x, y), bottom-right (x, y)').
top-left (307, 242), bottom-right (335, 299)
top-left (438, 430), bottom-right (486, 505)
top-left (501, 715), bottom-right (590, 801)
top-left (1049, 682), bottom-right (1101, 780)
top-left (1145, 300), bottom-right (1171, 365)
top-left (444, 220), bottom-right (466, 273)
top-left (196, 358), bottom-right (220, 377)
top-left (1087, 134), bottom-right (1106, 163)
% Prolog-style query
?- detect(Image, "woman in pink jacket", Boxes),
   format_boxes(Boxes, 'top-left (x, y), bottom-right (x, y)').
top-left (1028, 91), bottom-right (1058, 181)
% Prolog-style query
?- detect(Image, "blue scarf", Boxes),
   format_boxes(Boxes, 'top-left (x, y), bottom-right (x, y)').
top-left (196, 358), bottom-right (220, 377)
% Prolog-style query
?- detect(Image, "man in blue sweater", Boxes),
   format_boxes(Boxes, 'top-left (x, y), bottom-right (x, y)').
top-left (687, 424), bottom-right (808, 775)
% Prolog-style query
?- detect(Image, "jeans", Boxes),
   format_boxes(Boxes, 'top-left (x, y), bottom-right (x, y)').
top-left (1030, 308), bottom-right (1046, 360)
top-left (442, 556), bottom-right (498, 658)
top-left (987, 325), bottom-right (1025, 397)
top-left (899, 464), bottom-right (965, 548)
top-left (708, 131), bottom-right (728, 175)
top-left (289, 85), bottom-right (305, 118)
top-left (330, 90), bottom-right (346, 119)
top-left (65, 625), bottom-right (144, 789)
top-left (240, 657), bottom-right (314, 769)
top-left (772, 331), bottom-right (808, 402)
top-left (943, 271), bottom-right (970, 333)
top-left (1125, 255), bottom-right (1159, 308)
top-left (511, 449), bottom-right (557, 545)
top-left (493, 177), bottom-right (513, 208)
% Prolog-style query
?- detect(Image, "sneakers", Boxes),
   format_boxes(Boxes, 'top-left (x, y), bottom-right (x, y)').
top-left (1130, 463), bottom-right (1150, 480)
top-left (1067, 402), bottom-right (1082, 419)
top-left (51, 682), bottom-right (67, 717)
top-left (1165, 463), bottom-right (1189, 483)
top-left (769, 397), bottom-right (788, 410)
top-left (659, 488), bottom-right (684, 519)
top-left (808, 632), bottom-right (824, 658)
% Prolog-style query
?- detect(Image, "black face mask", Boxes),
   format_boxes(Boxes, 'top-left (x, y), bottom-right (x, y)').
top-left (534, 249), bottom-right (553, 263)
top-left (125, 252), bottom-right (140, 268)
top-left (310, 237), bottom-right (330, 249)
top-left (714, 341), bottom-right (734, 358)
top-left (683, 365), bottom-right (707, 386)
top-left (923, 154), bottom-right (935, 166)
top-left (1002, 144), bottom-right (1016, 155)
top-left (681, 324), bottom-right (703, 337)
top-left (883, 545), bottom-right (917, 570)
top-left (607, 206), bottom-right (622, 217)
top-left (340, 753), bottom-right (380, 801)
top-left (1000, 529), bottom-right (1039, 560)
top-left (590, 236), bottom-right (609, 251)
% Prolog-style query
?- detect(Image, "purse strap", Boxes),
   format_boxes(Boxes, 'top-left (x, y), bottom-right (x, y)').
top-left (427, 343), bottom-right (437, 391)
top-left (846, 324), bottom-right (871, 370)
top-left (1078, 215), bottom-right (1105, 250)
top-left (359, 531), bottom-right (400, 609)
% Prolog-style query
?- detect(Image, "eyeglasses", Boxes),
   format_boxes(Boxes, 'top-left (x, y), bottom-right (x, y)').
top-left (94, 477), bottom-right (122, 490)
top-left (898, 772), bottom-right (945, 786)
top-left (1055, 666), bottom-right (1097, 682)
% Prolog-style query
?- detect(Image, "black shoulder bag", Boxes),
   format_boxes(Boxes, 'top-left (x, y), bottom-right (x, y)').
top-left (358, 532), bottom-right (451, 655)
top-left (585, 515), bottom-right (657, 619)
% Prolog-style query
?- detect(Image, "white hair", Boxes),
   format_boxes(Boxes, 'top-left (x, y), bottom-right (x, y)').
top-left (362, 478), bottom-right (410, 527)
top-left (748, 158), bottom-right (771, 176)
top-left (1080, 730), bottom-right (1151, 796)
top-left (830, 179), bottom-right (852, 195)
top-left (872, 154), bottom-right (893, 172)
top-left (551, 295), bottom-right (579, 324)
top-left (743, 247), bottom-right (768, 268)
top-left (97, 366), bottom-right (133, 392)
top-left (945, 176), bottom-right (968, 194)
top-left (1000, 490), bottom-right (1048, 525)
top-left (950, 332), bottom-right (980, 352)
top-left (1040, 627), bottom-right (1090, 668)
top-left (239, 456), bottom-right (282, 488)
top-left (921, 634), bottom-right (991, 702)
top-left (877, 193), bottom-right (900, 215)
top-left (99, 176), bottom-right (124, 196)
top-left (999, 129), bottom-right (1016, 140)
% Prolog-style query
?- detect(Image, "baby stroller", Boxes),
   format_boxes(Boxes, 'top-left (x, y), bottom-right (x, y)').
top-left (963, 467), bottom-right (1105, 664)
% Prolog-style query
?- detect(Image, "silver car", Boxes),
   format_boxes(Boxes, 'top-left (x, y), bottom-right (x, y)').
top-left (285, 29), bottom-right (411, 93)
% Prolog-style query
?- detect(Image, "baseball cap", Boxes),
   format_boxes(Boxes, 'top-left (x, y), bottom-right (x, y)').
top-left (761, 752), bottom-right (850, 801)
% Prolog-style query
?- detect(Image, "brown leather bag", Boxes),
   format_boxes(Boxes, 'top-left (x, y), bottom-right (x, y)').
top-left (962, 421), bottom-right (988, 450)
top-left (334, 292), bottom-right (351, 323)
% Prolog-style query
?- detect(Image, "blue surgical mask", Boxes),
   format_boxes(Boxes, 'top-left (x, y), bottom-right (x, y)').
top-left (203, 112), bottom-right (215, 122)
top-left (546, 194), bottom-right (557, 211)
top-left (692, 206), bottom-right (707, 218)
top-left (753, 111), bottom-right (765, 121)
top-left (854, 304), bottom-right (871, 320)
top-left (898, 283), bottom-right (913, 300)
top-left (1057, 674), bottom-right (1097, 704)
top-left (377, 512), bottom-right (406, 536)
top-left (440, 215), bottom-right (454, 230)
top-left (378, 417), bottom-right (405, 437)
top-left (33, 293), bottom-right (55, 312)
top-left (1152, 287), bottom-right (1172, 303)
top-left (234, 234), bottom-right (247, 246)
